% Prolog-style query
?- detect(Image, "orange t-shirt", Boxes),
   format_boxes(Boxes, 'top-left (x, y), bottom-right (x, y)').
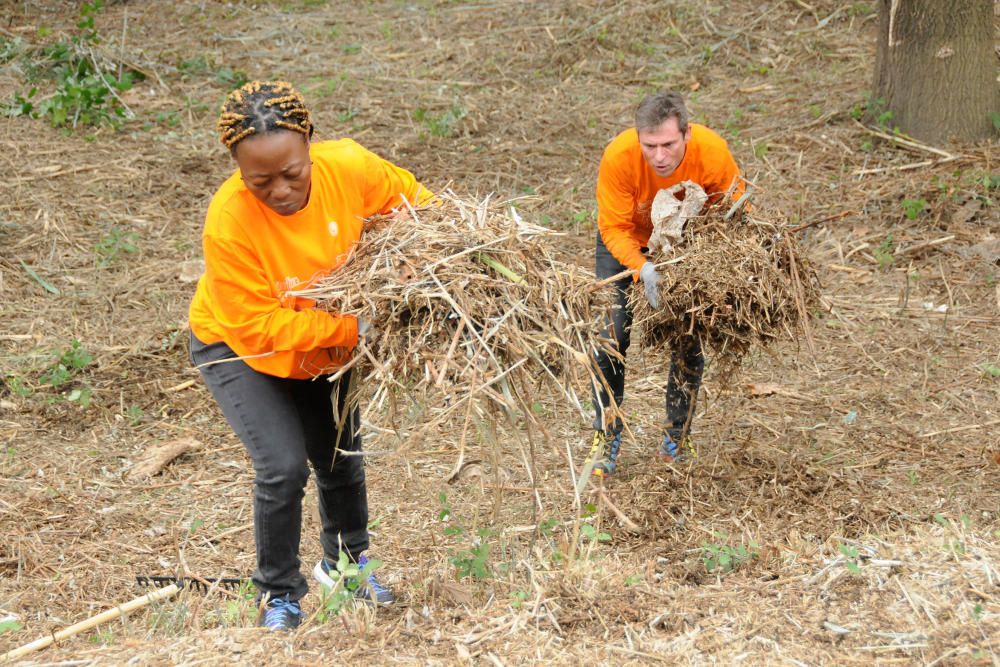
top-left (188, 138), bottom-right (432, 379)
top-left (596, 123), bottom-right (743, 274)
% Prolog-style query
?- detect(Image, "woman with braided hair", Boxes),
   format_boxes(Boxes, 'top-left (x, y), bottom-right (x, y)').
top-left (188, 81), bottom-right (433, 630)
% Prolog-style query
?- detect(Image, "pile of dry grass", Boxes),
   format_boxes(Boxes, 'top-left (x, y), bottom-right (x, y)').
top-left (290, 193), bottom-right (612, 426)
top-left (634, 199), bottom-right (819, 364)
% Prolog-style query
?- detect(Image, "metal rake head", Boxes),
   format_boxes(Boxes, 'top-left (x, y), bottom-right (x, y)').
top-left (135, 575), bottom-right (247, 593)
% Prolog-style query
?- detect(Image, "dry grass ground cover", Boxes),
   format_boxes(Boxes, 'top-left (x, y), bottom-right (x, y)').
top-left (1, 1), bottom-right (998, 664)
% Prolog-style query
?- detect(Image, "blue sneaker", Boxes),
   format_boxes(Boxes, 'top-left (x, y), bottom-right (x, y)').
top-left (313, 554), bottom-right (396, 605)
top-left (258, 596), bottom-right (302, 631)
top-left (590, 429), bottom-right (623, 477)
top-left (659, 433), bottom-right (694, 463)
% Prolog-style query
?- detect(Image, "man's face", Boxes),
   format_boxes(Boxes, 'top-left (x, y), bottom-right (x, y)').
top-left (637, 117), bottom-right (691, 178)
top-left (234, 131), bottom-right (312, 216)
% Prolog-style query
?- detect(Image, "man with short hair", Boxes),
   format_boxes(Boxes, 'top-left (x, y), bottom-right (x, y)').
top-left (589, 91), bottom-right (744, 477)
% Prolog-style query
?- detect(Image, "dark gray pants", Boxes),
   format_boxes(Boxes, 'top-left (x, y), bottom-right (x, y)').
top-left (592, 231), bottom-right (704, 440)
top-left (190, 333), bottom-right (368, 602)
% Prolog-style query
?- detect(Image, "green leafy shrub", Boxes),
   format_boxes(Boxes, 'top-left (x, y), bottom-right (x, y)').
top-left (5, 1), bottom-right (143, 129)
top-left (38, 339), bottom-right (94, 407)
top-left (39, 339), bottom-right (93, 387)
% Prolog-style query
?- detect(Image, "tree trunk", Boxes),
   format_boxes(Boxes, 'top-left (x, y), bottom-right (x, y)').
top-left (872, 0), bottom-right (998, 144)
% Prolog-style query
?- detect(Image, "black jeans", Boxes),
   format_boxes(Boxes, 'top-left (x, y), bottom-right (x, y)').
top-left (592, 230), bottom-right (704, 441)
top-left (190, 333), bottom-right (368, 602)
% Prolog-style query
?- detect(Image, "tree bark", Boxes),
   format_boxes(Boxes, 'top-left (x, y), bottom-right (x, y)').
top-left (872, 0), bottom-right (998, 144)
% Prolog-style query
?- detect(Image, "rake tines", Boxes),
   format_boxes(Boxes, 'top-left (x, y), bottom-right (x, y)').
top-left (135, 575), bottom-right (247, 593)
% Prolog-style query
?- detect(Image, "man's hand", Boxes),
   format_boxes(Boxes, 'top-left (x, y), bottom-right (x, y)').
top-left (639, 261), bottom-right (661, 309)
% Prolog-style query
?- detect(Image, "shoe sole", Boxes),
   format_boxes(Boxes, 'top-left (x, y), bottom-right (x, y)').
top-left (259, 616), bottom-right (301, 631)
top-left (312, 560), bottom-right (336, 589)
top-left (658, 449), bottom-right (692, 464)
top-left (585, 434), bottom-right (604, 469)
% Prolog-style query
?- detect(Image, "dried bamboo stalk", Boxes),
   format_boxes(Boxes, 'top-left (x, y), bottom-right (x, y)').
top-left (633, 199), bottom-right (820, 368)
top-left (288, 192), bottom-right (614, 439)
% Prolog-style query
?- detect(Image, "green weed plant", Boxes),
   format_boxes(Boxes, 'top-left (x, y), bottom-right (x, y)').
top-left (412, 103), bottom-right (467, 138)
top-left (701, 531), bottom-right (758, 573)
top-left (95, 226), bottom-right (140, 266)
top-left (39, 339), bottom-right (92, 387)
top-left (439, 492), bottom-right (493, 581)
top-left (901, 198), bottom-right (928, 220)
top-left (838, 543), bottom-right (861, 573)
top-left (873, 234), bottom-right (895, 270)
top-left (316, 552), bottom-right (383, 620)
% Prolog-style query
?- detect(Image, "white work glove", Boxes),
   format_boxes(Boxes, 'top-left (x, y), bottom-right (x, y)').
top-left (356, 318), bottom-right (384, 353)
top-left (639, 261), bottom-right (661, 309)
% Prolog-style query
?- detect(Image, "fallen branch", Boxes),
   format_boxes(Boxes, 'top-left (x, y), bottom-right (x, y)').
top-left (896, 235), bottom-right (955, 258)
top-left (853, 120), bottom-right (957, 159)
top-left (598, 487), bottom-right (644, 534)
top-left (854, 156), bottom-right (960, 176)
top-left (920, 419), bottom-right (1000, 438)
top-left (789, 210), bottom-right (852, 233)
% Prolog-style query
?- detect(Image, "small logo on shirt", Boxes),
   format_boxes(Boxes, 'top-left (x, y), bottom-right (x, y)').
top-left (327, 220), bottom-right (339, 237)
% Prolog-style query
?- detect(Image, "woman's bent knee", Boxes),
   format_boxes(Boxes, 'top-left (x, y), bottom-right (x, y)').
top-left (255, 458), bottom-right (310, 491)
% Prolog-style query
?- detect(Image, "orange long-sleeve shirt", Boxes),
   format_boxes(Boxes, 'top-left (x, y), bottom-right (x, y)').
top-left (596, 123), bottom-right (743, 274)
top-left (189, 138), bottom-right (432, 379)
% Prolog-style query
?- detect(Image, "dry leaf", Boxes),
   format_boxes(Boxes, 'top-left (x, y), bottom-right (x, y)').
top-left (426, 577), bottom-right (473, 606)
top-left (452, 461), bottom-right (483, 482)
top-left (744, 383), bottom-right (815, 401)
top-left (745, 382), bottom-right (781, 397)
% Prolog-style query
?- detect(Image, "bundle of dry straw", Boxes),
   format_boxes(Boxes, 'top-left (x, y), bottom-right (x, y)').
top-left (291, 193), bottom-right (612, 424)
top-left (633, 192), bottom-right (819, 365)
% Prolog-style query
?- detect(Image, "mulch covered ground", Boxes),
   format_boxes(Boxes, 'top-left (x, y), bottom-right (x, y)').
top-left (2, 1), bottom-right (998, 664)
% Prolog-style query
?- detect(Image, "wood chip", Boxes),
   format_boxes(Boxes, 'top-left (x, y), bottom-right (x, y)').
top-left (129, 437), bottom-right (201, 478)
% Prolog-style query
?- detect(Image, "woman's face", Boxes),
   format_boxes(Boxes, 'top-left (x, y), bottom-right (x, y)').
top-left (234, 131), bottom-right (312, 216)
